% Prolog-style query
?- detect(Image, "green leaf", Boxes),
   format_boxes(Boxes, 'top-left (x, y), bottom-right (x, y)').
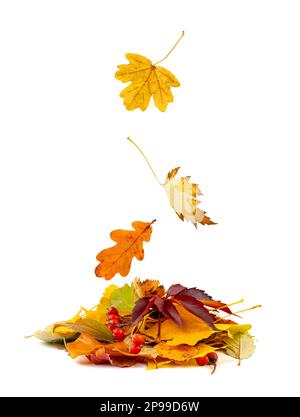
top-left (225, 332), bottom-right (256, 361)
top-left (34, 330), bottom-right (79, 344)
top-left (54, 318), bottom-right (114, 343)
top-left (110, 283), bottom-right (137, 315)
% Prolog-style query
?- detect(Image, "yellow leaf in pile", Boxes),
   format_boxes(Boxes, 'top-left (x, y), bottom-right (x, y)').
top-left (134, 277), bottom-right (165, 298)
top-left (115, 32), bottom-right (184, 112)
top-left (113, 345), bottom-right (158, 360)
top-left (144, 305), bottom-right (214, 346)
top-left (66, 333), bottom-right (102, 359)
top-left (194, 344), bottom-right (218, 358)
top-left (146, 359), bottom-right (174, 370)
top-left (225, 333), bottom-right (256, 361)
top-left (163, 167), bottom-right (216, 227)
top-left (36, 311), bottom-right (83, 342)
top-left (216, 323), bottom-right (252, 337)
top-left (155, 343), bottom-right (199, 361)
top-left (96, 284), bottom-right (119, 322)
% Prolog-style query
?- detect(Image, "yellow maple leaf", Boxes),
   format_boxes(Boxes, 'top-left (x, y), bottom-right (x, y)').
top-left (144, 304), bottom-right (214, 346)
top-left (127, 137), bottom-right (216, 227)
top-left (115, 32), bottom-right (184, 112)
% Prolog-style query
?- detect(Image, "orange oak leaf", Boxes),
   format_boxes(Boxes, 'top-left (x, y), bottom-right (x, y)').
top-left (115, 32), bottom-right (184, 112)
top-left (95, 220), bottom-right (156, 280)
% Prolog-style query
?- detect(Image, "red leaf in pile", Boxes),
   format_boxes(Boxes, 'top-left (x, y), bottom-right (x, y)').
top-left (174, 293), bottom-right (216, 330)
top-left (167, 284), bottom-right (186, 297)
top-left (181, 287), bottom-right (213, 301)
top-left (161, 299), bottom-right (183, 327)
top-left (167, 284), bottom-right (213, 301)
top-left (132, 297), bottom-right (153, 325)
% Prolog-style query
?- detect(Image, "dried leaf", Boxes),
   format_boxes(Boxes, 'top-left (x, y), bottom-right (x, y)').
top-left (174, 293), bottom-right (216, 330)
top-left (96, 284), bottom-right (119, 322)
top-left (144, 305), bottom-right (214, 346)
top-left (115, 32), bottom-right (184, 112)
top-left (34, 330), bottom-right (78, 344)
top-left (168, 284), bottom-right (213, 301)
top-left (88, 348), bottom-right (111, 365)
top-left (110, 283), bottom-right (137, 315)
top-left (146, 359), bottom-right (173, 370)
top-left (166, 284), bottom-right (186, 297)
top-left (66, 333), bottom-right (102, 359)
top-left (134, 278), bottom-right (165, 298)
top-left (225, 333), bottom-right (255, 361)
top-left (131, 297), bottom-right (153, 325)
top-left (216, 323), bottom-right (252, 335)
top-left (155, 343), bottom-right (199, 361)
top-left (163, 168), bottom-right (216, 227)
top-left (161, 299), bottom-right (183, 327)
top-left (194, 344), bottom-right (218, 358)
top-left (112, 345), bottom-right (158, 360)
top-left (95, 220), bottom-right (155, 280)
top-left (54, 318), bottom-right (114, 343)
top-left (109, 356), bottom-right (141, 367)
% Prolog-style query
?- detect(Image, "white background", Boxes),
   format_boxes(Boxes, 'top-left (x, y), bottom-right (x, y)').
top-left (0, 0), bottom-right (300, 397)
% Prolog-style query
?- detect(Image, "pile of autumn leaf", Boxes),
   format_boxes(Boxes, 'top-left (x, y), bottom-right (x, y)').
top-left (35, 278), bottom-right (256, 370)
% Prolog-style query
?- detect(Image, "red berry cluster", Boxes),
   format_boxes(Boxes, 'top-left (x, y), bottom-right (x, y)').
top-left (129, 333), bottom-right (145, 354)
top-left (196, 352), bottom-right (218, 373)
top-left (106, 306), bottom-right (125, 341)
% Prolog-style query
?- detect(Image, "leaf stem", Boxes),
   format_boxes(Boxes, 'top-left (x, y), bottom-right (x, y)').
top-left (154, 31), bottom-right (185, 66)
top-left (126, 137), bottom-right (162, 185)
top-left (217, 304), bottom-right (262, 322)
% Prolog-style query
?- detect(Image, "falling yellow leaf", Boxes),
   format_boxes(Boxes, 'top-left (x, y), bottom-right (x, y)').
top-left (134, 278), bottom-right (165, 298)
top-left (144, 304), bottom-right (214, 346)
top-left (115, 32), bottom-right (184, 112)
top-left (163, 167), bottom-right (215, 227)
top-left (127, 137), bottom-right (216, 228)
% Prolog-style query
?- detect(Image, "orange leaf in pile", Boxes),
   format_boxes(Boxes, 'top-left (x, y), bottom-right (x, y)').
top-left (67, 333), bottom-right (102, 359)
top-left (134, 277), bottom-right (165, 298)
top-left (95, 220), bottom-right (156, 280)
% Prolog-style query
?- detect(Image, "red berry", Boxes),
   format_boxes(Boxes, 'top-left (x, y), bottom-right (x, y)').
top-left (107, 313), bottom-right (120, 321)
top-left (112, 328), bottom-right (125, 341)
top-left (196, 356), bottom-right (209, 366)
top-left (108, 323), bottom-right (116, 331)
top-left (132, 334), bottom-right (145, 345)
top-left (107, 306), bottom-right (118, 315)
top-left (129, 343), bottom-right (141, 354)
top-left (207, 352), bottom-right (218, 364)
top-left (108, 316), bottom-right (120, 326)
